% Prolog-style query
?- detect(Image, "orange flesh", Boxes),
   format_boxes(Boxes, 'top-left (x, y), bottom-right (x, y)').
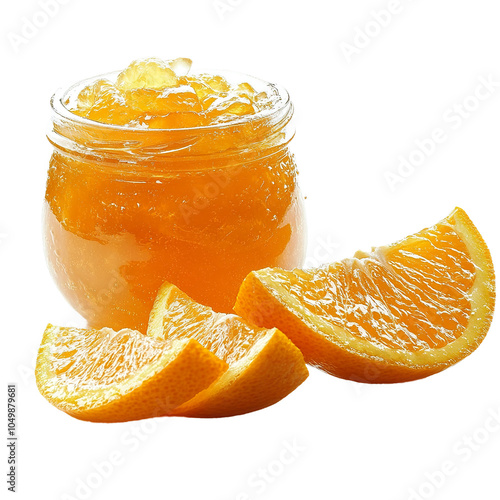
top-left (272, 221), bottom-right (475, 353)
top-left (36, 324), bottom-right (228, 422)
top-left (45, 58), bottom-right (305, 332)
top-left (147, 283), bottom-right (309, 418)
top-left (48, 327), bottom-right (166, 387)
top-left (153, 285), bottom-right (270, 364)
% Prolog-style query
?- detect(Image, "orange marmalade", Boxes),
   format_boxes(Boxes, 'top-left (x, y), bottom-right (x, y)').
top-left (45, 58), bottom-right (306, 332)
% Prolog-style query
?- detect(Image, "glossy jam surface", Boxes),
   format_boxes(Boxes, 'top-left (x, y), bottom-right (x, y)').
top-left (45, 58), bottom-right (306, 332)
top-left (67, 57), bottom-right (277, 128)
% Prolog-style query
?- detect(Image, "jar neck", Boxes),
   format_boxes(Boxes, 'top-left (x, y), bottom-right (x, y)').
top-left (48, 89), bottom-right (294, 171)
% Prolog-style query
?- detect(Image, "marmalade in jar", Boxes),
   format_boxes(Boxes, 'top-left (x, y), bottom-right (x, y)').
top-left (45, 58), bottom-right (306, 332)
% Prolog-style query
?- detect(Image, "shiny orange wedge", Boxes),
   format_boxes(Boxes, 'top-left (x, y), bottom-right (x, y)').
top-left (235, 208), bottom-right (495, 383)
top-left (36, 324), bottom-right (226, 422)
top-left (147, 283), bottom-right (309, 417)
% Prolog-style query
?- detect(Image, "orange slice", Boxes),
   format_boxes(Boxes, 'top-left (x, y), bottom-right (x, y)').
top-left (147, 283), bottom-right (309, 417)
top-left (234, 208), bottom-right (495, 383)
top-left (36, 324), bottom-right (226, 422)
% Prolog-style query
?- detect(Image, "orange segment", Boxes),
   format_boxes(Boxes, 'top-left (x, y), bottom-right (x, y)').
top-left (35, 324), bottom-right (226, 422)
top-left (147, 283), bottom-right (309, 417)
top-left (234, 208), bottom-right (495, 383)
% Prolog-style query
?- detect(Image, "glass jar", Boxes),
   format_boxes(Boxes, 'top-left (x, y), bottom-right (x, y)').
top-left (45, 71), bottom-right (306, 333)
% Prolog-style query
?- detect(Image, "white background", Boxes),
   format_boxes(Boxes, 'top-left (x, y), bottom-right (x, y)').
top-left (2, 0), bottom-right (499, 499)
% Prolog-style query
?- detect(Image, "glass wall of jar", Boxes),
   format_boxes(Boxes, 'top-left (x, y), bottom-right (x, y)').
top-left (45, 71), bottom-right (306, 332)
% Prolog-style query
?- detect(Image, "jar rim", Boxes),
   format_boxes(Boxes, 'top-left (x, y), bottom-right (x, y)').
top-left (51, 69), bottom-right (292, 134)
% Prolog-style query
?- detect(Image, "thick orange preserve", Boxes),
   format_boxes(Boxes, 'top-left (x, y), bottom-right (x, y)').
top-left (45, 58), bottom-right (306, 332)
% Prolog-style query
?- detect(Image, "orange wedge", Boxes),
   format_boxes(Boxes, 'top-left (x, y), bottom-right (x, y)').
top-left (147, 283), bottom-right (309, 417)
top-left (36, 324), bottom-right (226, 422)
top-left (234, 208), bottom-right (495, 383)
